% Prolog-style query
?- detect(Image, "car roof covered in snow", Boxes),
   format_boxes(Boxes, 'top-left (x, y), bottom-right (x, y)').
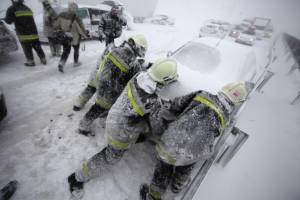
top-left (159, 37), bottom-right (258, 99)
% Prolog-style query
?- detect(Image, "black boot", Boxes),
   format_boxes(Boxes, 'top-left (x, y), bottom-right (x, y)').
top-left (40, 57), bottom-right (47, 65)
top-left (73, 105), bottom-right (81, 111)
top-left (24, 61), bottom-right (35, 67)
top-left (78, 129), bottom-right (91, 136)
top-left (0, 180), bottom-right (18, 200)
top-left (68, 173), bottom-right (84, 193)
top-left (140, 184), bottom-right (150, 200)
top-left (58, 64), bottom-right (64, 73)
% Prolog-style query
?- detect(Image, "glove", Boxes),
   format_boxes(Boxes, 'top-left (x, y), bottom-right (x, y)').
top-left (65, 32), bottom-right (73, 40)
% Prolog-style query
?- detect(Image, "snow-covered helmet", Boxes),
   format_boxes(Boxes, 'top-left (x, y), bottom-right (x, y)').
top-left (148, 58), bottom-right (178, 85)
top-left (128, 34), bottom-right (148, 57)
top-left (220, 82), bottom-right (252, 105)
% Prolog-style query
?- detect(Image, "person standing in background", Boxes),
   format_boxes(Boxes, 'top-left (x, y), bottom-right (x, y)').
top-left (98, 5), bottom-right (127, 47)
top-left (5, 0), bottom-right (47, 67)
top-left (43, 0), bottom-right (61, 57)
top-left (52, 1), bottom-right (88, 72)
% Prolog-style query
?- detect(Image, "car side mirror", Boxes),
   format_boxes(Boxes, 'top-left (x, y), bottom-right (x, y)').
top-left (91, 20), bottom-right (99, 25)
top-left (167, 51), bottom-right (173, 57)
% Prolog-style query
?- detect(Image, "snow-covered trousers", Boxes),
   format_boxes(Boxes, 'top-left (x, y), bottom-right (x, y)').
top-left (74, 85), bottom-right (96, 109)
top-left (75, 145), bottom-right (126, 182)
top-left (149, 159), bottom-right (195, 200)
top-left (20, 40), bottom-right (46, 62)
top-left (78, 103), bottom-right (108, 133)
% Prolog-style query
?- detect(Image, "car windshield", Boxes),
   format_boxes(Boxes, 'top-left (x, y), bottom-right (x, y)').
top-left (173, 42), bottom-right (220, 73)
top-left (77, 8), bottom-right (89, 19)
top-left (89, 8), bottom-right (107, 21)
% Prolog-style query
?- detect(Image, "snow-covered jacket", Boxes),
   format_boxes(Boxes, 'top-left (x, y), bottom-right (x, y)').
top-left (5, 3), bottom-right (39, 42)
top-left (105, 72), bottom-right (161, 150)
top-left (54, 11), bottom-right (87, 45)
top-left (94, 42), bottom-right (142, 109)
top-left (98, 12), bottom-right (127, 39)
top-left (156, 91), bottom-right (230, 166)
top-left (43, 3), bottom-right (61, 38)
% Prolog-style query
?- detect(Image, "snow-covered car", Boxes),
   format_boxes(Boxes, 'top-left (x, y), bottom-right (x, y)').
top-left (161, 36), bottom-right (274, 199)
top-left (199, 19), bottom-right (232, 38)
top-left (162, 37), bottom-right (260, 98)
top-left (143, 14), bottom-right (175, 26)
top-left (36, 3), bottom-right (134, 42)
top-left (0, 88), bottom-right (7, 121)
top-left (0, 20), bottom-right (18, 54)
top-left (235, 33), bottom-right (255, 46)
top-left (230, 17), bottom-right (273, 42)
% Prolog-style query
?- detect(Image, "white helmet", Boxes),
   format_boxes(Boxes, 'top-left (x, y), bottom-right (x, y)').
top-left (220, 82), bottom-right (251, 105)
top-left (148, 58), bottom-right (178, 85)
top-left (128, 34), bottom-right (148, 57)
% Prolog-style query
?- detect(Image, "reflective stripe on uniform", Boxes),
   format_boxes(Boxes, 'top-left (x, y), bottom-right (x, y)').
top-left (18, 35), bottom-right (39, 41)
top-left (107, 135), bottom-right (130, 149)
top-left (127, 82), bottom-right (145, 117)
top-left (193, 95), bottom-right (225, 130)
top-left (95, 54), bottom-right (109, 81)
top-left (155, 144), bottom-right (177, 165)
top-left (95, 52), bottom-right (129, 82)
top-left (150, 187), bottom-right (162, 200)
top-left (95, 97), bottom-right (112, 110)
top-left (15, 11), bottom-right (33, 17)
top-left (107, 52), bottom-right (129, 74)
top-left (82, 163), bottom-right (91, 177)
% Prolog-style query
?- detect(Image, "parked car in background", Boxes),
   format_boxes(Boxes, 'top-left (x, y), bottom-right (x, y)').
top-left (0, 19), bottom-right (18, 55)
top-left (0, 88), bottom-right (7, 121)
top-left (143, 14), bottom-right (175, 26)
top-left (235, 33), bottom-right (256, 46)
top-left (36, 3), bottom-right (134, 42)
top-left (199, 19), bottom-right (232, 38)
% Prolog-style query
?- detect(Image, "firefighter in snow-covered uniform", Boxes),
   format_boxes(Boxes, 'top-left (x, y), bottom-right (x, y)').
top-left (140, 82), bottom-right (253, 200)
top-left (76, 35), bottom-right (148, 136)
top-left (67, 58), bottom-right (179, 199)
top-left (5, 0), bottom-right (46, 66)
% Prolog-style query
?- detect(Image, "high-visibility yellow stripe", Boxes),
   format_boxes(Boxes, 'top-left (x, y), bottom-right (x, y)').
top-left (95, 55), bottom-right (108, 81)
top-left (18, 35), bottom-right (39, 41)
top-left (82, 163), bottom-right (91, 177)
top-left (127, 83), bottom-right (145, 116)
top-left (15, 11), bottom-right (33, 17)
top-left (95, 52), bottom-right (128, 81)
top-left (150, 187), bottom-right (162, 199)
top-left (193, 95), bottom-right (225, 129)
top-left (107, 53), bottom-right (129, 74)
top-left (95, 97), bottom-right (112, 110)
top-left (156, 144), bottom-right (176, 165)
top-left (107, 135), bottom-right (130, 149)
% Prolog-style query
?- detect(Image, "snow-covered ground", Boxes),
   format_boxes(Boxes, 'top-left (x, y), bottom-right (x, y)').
top-left (1, 0), bottom-right (300, 200)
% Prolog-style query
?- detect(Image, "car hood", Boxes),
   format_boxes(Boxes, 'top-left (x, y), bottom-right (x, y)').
top-left (158, 38), bottom-right (259, 99)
